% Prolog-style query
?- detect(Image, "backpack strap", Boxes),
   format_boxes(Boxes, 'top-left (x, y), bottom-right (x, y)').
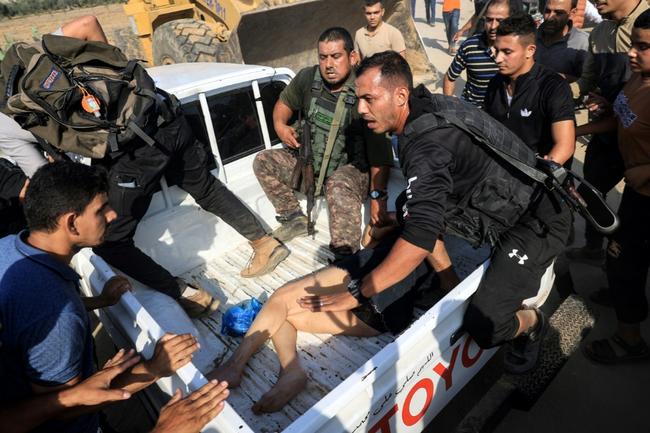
top-left (438, 111), bottom-right (549, 184)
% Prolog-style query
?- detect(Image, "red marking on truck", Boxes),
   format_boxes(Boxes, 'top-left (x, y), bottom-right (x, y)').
top-left (368, 335), bottom-right (485, 433)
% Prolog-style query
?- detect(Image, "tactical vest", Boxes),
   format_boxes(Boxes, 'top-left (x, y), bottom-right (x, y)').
top-left (304, 67), bottom-right (357, 179)
top-left (402, 93), bottom-right (538, 246)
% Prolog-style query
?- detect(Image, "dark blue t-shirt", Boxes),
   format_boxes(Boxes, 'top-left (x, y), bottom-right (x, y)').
top-left (0, 232), bottom-right (98, 433)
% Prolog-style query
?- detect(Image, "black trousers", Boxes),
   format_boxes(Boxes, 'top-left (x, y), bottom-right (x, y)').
top-left (464, 190), bottom-right (572, 348)
top-left (607, 186), bottom-right (650, 325)
top-left (582, 133), bottom-right (625, 248)
top-left (93, 116), bottom-right (267, 298)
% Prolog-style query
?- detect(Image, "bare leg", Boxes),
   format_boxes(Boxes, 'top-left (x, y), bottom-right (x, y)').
top-left (514, 309), bottom-right (538, 337)
top-left (251, 321), bottom-right (306, 414)
top-left (61, 15), bottom-right (108, 43)
top-left (207, 267), bottom-right (351, 386)
top-left (251, 309), bottom-right (379, 414)
top-left (208, 266), bottom-right (380, 402)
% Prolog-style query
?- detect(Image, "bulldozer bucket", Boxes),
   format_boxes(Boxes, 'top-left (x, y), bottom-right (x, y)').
top-left (236, 0), bottom-right (437, 88)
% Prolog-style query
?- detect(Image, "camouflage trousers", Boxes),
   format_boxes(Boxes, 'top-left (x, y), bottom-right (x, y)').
top-left (253, 148), bottom-right (369, 251)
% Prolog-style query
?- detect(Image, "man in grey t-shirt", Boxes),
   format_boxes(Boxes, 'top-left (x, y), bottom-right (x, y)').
top-left (535, 0), bottom-right (589, 81)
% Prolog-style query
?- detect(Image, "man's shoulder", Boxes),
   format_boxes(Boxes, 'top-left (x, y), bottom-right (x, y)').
top-left (460, 33), bottom-right (487, 52)
top-left (355, 26), bottom-right (366, 39)
top-left (569, 27), bottom-right (589, 48)
top-left (383, 22), bottom-right (401, 34)
top-left (590, 19), bottom-right (618, 40)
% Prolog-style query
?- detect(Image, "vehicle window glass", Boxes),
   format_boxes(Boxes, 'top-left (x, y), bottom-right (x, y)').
top-left (259, 81), bottom-right (288, 145)
top-left (181, 100), bottom-right (218, 169)
top-left (207, 88), bottom-right (264, 164)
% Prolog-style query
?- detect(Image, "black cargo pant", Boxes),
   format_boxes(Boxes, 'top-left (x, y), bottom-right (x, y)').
top-left (93, 116), bottom-right (267, 299)
top-left (582, 133), bottom-right (625, 249)
top-left (464, 190), bottom-right (572, 348)
top-left (607, 186), bottom-right (650, 325)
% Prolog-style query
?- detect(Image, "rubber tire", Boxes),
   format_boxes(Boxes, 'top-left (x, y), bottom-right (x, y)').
top-left (151, 18), bottom-right (241, 66)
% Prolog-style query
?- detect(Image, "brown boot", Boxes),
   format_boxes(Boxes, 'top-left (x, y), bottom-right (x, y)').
top-left (176, 278), bottom-right (220, 318)
top-left (240, 236), bottom-right (290, 278)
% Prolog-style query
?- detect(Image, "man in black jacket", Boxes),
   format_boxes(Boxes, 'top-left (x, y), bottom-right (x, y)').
top-left (313, 51), bottom-right (571, 373)
top-left (484, 14), bottom-right (576, 166)
top-left (0, 159), bottom-right (28, 238)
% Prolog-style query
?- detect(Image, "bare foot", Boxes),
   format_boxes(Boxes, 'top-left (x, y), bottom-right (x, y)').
top-left (251, 367), bottom-right (308, 414)
top-left (206, 359), bottom-right (243, 388)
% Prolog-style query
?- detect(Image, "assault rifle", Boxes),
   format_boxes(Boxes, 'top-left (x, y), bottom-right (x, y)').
top-left (536, 157), bottom-right (619, 234)
top-left (290, 116), bottom-right (315, 236)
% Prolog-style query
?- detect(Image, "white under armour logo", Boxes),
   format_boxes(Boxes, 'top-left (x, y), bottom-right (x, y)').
top-left (520, 108), bottom-right (532, 117)
top-left (508, 249), bottom-right (528, 264)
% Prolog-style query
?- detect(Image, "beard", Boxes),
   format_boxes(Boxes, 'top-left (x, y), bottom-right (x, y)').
top-left (541, 16), bottom-right (569, 36)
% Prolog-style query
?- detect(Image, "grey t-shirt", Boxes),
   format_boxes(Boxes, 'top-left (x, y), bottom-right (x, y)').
top-left (535, 26), bottom-right (589, 79)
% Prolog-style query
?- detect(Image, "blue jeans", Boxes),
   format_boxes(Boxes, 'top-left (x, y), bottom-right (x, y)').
top-left (411, 0), bottom-right (416, 17)
top-left (443, 9), bottom-right (460, 46)
top-left (425, 0), bottom-right (437, 23)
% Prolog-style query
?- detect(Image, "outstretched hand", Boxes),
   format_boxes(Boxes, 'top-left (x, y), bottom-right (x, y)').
top-left (152, 381), bottom-right (229, 433)
top-left (297, 292), bottom-right (359, 312)
top-left (100, 276), bottom-right (132, 306)
top-left (145, 333), bottom-right (200, 379)
top-left (62, 348), bottom-right (140, 407)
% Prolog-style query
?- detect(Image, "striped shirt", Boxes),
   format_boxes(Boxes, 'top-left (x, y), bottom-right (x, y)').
top-left (446, 32), bottom-right (499, 108)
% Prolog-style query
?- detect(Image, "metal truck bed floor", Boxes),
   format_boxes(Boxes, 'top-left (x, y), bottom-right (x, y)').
top-left (182, 227), bottom-right (395, 432)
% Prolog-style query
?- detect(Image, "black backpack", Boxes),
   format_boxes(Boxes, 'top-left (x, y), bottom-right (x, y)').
top-left (1, 34), bottom-right (177, 159)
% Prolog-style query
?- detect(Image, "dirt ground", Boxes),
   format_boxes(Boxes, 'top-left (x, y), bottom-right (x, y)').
top-left (0, 4), bottom-right (143, 59)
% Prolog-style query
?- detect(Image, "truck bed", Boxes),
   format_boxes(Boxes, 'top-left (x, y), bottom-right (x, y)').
top-left (185, 225), bottom-right (394, 432)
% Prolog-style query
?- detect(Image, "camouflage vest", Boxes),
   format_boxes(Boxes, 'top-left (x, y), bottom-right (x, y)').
top-left (305, 67), bottom-right (356, 180)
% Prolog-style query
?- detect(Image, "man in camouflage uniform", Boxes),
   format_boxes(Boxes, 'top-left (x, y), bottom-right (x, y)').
top-left (254, 27), bottom-right (394, 258)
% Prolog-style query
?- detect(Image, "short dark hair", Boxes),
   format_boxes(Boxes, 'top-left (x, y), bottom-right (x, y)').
top-left (318, 27), bottom-right (355, 54)
top-left (487, 0), bottom-right (523, 16)
top-left (496, 13), bottom-right (536, 43)
top-left (634, 9), bottom-right (650, 29)
top-left (356, 50), bottom-right (413, 89)
top-left (364, 0), bottom-right (383, 6)
top-left (24, 161), bottom-right (109, 232)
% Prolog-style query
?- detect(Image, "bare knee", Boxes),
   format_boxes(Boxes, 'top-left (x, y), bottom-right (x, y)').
top-left (62, 15), bottom-right (105, 42)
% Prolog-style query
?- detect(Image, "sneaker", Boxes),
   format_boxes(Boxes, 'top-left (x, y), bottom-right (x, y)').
top-left (503, 308), bottom-right (549, 374)
top-left (566, 245), bottom-right (605, 264)
top-left (272, 214), bottom-right (309, 243)
top-left (176, 279), bottom-right (220, 318)
top-left (240, 235), bottom-right (290, 278)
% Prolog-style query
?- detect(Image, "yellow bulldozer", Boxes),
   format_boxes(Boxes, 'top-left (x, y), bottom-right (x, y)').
top-left (124, 0), bottom-right (437, 87)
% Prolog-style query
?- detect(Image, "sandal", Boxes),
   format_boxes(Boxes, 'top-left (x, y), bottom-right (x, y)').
top-left (583, 335), bottom-right (650, 364)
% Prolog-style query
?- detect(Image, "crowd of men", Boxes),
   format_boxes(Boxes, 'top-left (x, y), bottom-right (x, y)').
top-left (1, 0), bottom-right (649, 431)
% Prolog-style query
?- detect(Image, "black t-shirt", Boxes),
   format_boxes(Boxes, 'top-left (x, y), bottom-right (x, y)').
top-left (483, 63), bottom-right (575, 157)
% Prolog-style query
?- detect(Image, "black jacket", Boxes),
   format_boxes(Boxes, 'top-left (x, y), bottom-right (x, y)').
top-left (0, 159), bottom-right (27, 237)
top-left (397, 86), bottom-right (536, 250)
top-left (483, 63), bottom-right (575, 157)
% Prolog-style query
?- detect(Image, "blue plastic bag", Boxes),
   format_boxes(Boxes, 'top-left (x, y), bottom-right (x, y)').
top-left (221, 298), bottom-right (263, 337)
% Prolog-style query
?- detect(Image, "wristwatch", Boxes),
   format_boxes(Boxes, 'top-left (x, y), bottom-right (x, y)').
top-left (369, 189), bottom-right (388, 200)
top-left (347, 279), bottom-right (369, 304)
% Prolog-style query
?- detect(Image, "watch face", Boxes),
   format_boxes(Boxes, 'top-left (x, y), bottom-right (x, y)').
top-left (370, 190), bottom-right (380, 199)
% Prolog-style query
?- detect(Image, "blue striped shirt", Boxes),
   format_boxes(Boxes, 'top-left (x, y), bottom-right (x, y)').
top-left (446, 32), bottom-right (499, 108)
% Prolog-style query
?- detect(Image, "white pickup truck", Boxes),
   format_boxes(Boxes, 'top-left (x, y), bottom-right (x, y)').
top-left (72, 62), bottom-right (557, 433)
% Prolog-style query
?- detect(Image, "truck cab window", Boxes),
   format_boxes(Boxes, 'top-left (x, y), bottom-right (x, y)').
top-left (259, 81), bottom-right (288, 145)
top-left (207, 88), bottom-right (264, 164)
